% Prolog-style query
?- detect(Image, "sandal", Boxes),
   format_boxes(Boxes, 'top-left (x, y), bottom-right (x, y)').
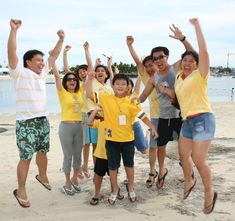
top-left (78, 173), bottom-right (84, 180)
top-left (71, 181), bottom-right (81, 193)
top-left (156, 168), bottom-right (168, 189)
top-left (61, 185), bottom-right (75, 196)
top-left (183, 178), bottom-right (196, 200)
top-left (108, 193), bottom-right (117, 205)
top-left (128, 191), bottom-right (137, 203)
top-left (203, 192), bottom-right (218, 214)
top-left (82, 166), bottom-right (91, 179)
top-left (117, 188), bottom-right (124, 200)
top-left (13, 189), bottom-right (30, 208)
top-left (125, 183), bottom-right (137, 203)
top-left (90, 197), bottom-right (99, 206)
top-left (146, 171), bottom-right (158, 188)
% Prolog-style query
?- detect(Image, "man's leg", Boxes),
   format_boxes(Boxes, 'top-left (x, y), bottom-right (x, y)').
top-left (16, 159), bottom-right (31, 203)
top-left (36, 152), bottom-right (50, 184)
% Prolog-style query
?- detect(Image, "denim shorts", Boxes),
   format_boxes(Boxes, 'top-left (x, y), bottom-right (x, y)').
top-left (181, 113), bottom-right (215, 141)
top-left (82, 113), bottom-right (98, 144)
top-left (133, 121), bottom-right (148, 152)
top-left (105, 140), bottom-right (135, 170)
top-left (149, 118), bottom-right (158, 148)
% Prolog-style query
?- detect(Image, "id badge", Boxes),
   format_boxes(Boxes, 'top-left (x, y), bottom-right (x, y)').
top-left (119, 115), bottom-right (126, 125)
top-left (74, 104), bottom-right (79, 112)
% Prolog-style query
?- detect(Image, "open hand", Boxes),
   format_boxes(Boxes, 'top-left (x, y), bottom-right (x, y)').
top-left (169, 24), bottom-right (184, 41)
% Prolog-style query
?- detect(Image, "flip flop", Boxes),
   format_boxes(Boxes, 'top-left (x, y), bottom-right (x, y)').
top-left (35, 175), bottom-right (52, 190)
top-left (90, 197), bottom-right (99, 206)
top-left (203, 192), bottom-right (218, 214)
top-left (146, 171), bottom-right (158, 188)
top-left (13, 189), bottom-right (30, 208)
top-left (183, 178), bottom-right (197, 200)
top-left (71, 181), bottom-right (81, 193)
top-left (61, 185), bottom-right (75, 196)
top-left (117, 188), bottom-right (124, 200)
top-left (108, 193), bottom-right (117, 205)
top-left (78, 173), bottom-right (84, 180)
top-left (82, 166), bottom-right (91, 179)
top-left (125, 183), bottom-right (137, 203)
top-left (156, 168), bottom-right (168, 189)
top-left (128, 191), bottom-right (137, 203)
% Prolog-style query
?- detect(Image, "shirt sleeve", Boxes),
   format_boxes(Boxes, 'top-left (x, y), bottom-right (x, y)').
top-left (9, 62), bottom-right (21, 79)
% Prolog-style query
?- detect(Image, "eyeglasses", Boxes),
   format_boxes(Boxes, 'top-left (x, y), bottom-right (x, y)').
top-left (66, 77), bottom-right (77, 82)
top-left (152, 55), bottom-right (166, 62)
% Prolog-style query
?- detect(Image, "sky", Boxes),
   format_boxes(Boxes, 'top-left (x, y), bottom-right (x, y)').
top-left (0, 0), bottom-right (235, 69)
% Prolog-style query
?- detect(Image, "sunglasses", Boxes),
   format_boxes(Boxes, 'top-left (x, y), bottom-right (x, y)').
top-left (152, 55), bottom-right (166, 62)
top-left (66, 77), bottom-right (77, 82)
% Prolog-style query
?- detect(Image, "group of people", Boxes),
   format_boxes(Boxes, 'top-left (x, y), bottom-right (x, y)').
top-left (7, 18), bottom-right (217, 214)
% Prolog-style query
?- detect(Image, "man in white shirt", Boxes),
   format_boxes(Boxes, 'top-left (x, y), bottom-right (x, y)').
top-left (8, 19), bottom-right (64, 208)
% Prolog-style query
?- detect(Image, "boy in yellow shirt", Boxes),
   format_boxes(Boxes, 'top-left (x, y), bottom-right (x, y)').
top-left (87, 106), bottom-right (124, 205)
top-left (86, 73), bottom-right (158, 204)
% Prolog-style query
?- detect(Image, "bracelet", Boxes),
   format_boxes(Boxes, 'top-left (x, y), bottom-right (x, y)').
top-left (180, 36), bottom-right (186, 42)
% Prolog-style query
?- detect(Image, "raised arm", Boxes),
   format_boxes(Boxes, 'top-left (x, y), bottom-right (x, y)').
top-left (7, 19), bottom-right (22, 69)
top-left (63, 45), bottom-right (72, 73)
top-left (48, 30), bottom-right (65, 69)
top-left (133, 75), bottom-right (141, 95)
top-left (169, 24), bottom-right (194, 72)
top-left (107, 56), bottom-right (114, 85)
top-left (83, 41), bottom-right (94, 72)
top-left (84, 71), bottom-right (96, 101)
top-left (190, 18), bottom-right (209, 78)
top-left (52, 63), bottom-right (62, 90)
top-left (138, 77), bottom-right (155, 103)
top-left (126, 36), bottom-right (145, 75)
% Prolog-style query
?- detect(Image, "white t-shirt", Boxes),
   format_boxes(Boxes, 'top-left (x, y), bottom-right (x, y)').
top-left (9, 61), bottom-right (50, 120)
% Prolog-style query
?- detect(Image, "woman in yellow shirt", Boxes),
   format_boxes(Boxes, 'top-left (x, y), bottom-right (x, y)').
top-left (52, 64), bottom-right (84, 196)
top-left (175, 18), bottom-right (217, 214)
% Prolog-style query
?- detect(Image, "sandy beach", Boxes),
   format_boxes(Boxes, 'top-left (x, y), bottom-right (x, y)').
top-left (0, 102), bottom-right (234, 221)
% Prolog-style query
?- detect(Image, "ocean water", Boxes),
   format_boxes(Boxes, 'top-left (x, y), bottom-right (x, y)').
top-left (0, 76), bottom-right (234, 114)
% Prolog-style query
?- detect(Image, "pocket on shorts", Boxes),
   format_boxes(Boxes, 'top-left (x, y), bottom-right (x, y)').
top-left (194, 121), bottom-right (205, 133)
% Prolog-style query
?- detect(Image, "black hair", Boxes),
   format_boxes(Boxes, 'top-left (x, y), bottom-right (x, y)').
top-left (95, 64), bottom-right (110, 83)
top-left (181, 50), bottom-right (199, 65)
top-left (62, 72), bottom-right (80, 92)
top-left (129, 78), bottom-right (134, 89)
top-left (112, 74), bottom-right (129, 85)
top-left (23, 50), bottom-right (44, 67)
top-left (76, 64), bottom-right (88, 80)
top-left (142, 55), bottom-right (153, 67)
top-left (151, 46), bottom-right (169, 58)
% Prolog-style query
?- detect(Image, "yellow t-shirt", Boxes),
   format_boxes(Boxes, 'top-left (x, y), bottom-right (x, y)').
top-left (99, 93), bottom-right (147, 142)
top-left (140, 71), bottom-right (159, 118)
top-left (129, 92), bottom-right (140, 123)
top-left (57, 86), bottom-right (84, 121)
top-left (175, 69), bottom-right (212, 120)
top-left (82, 78), bottom-right (113, 113)
top-left (91, 120), bottom-right (107, 159)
